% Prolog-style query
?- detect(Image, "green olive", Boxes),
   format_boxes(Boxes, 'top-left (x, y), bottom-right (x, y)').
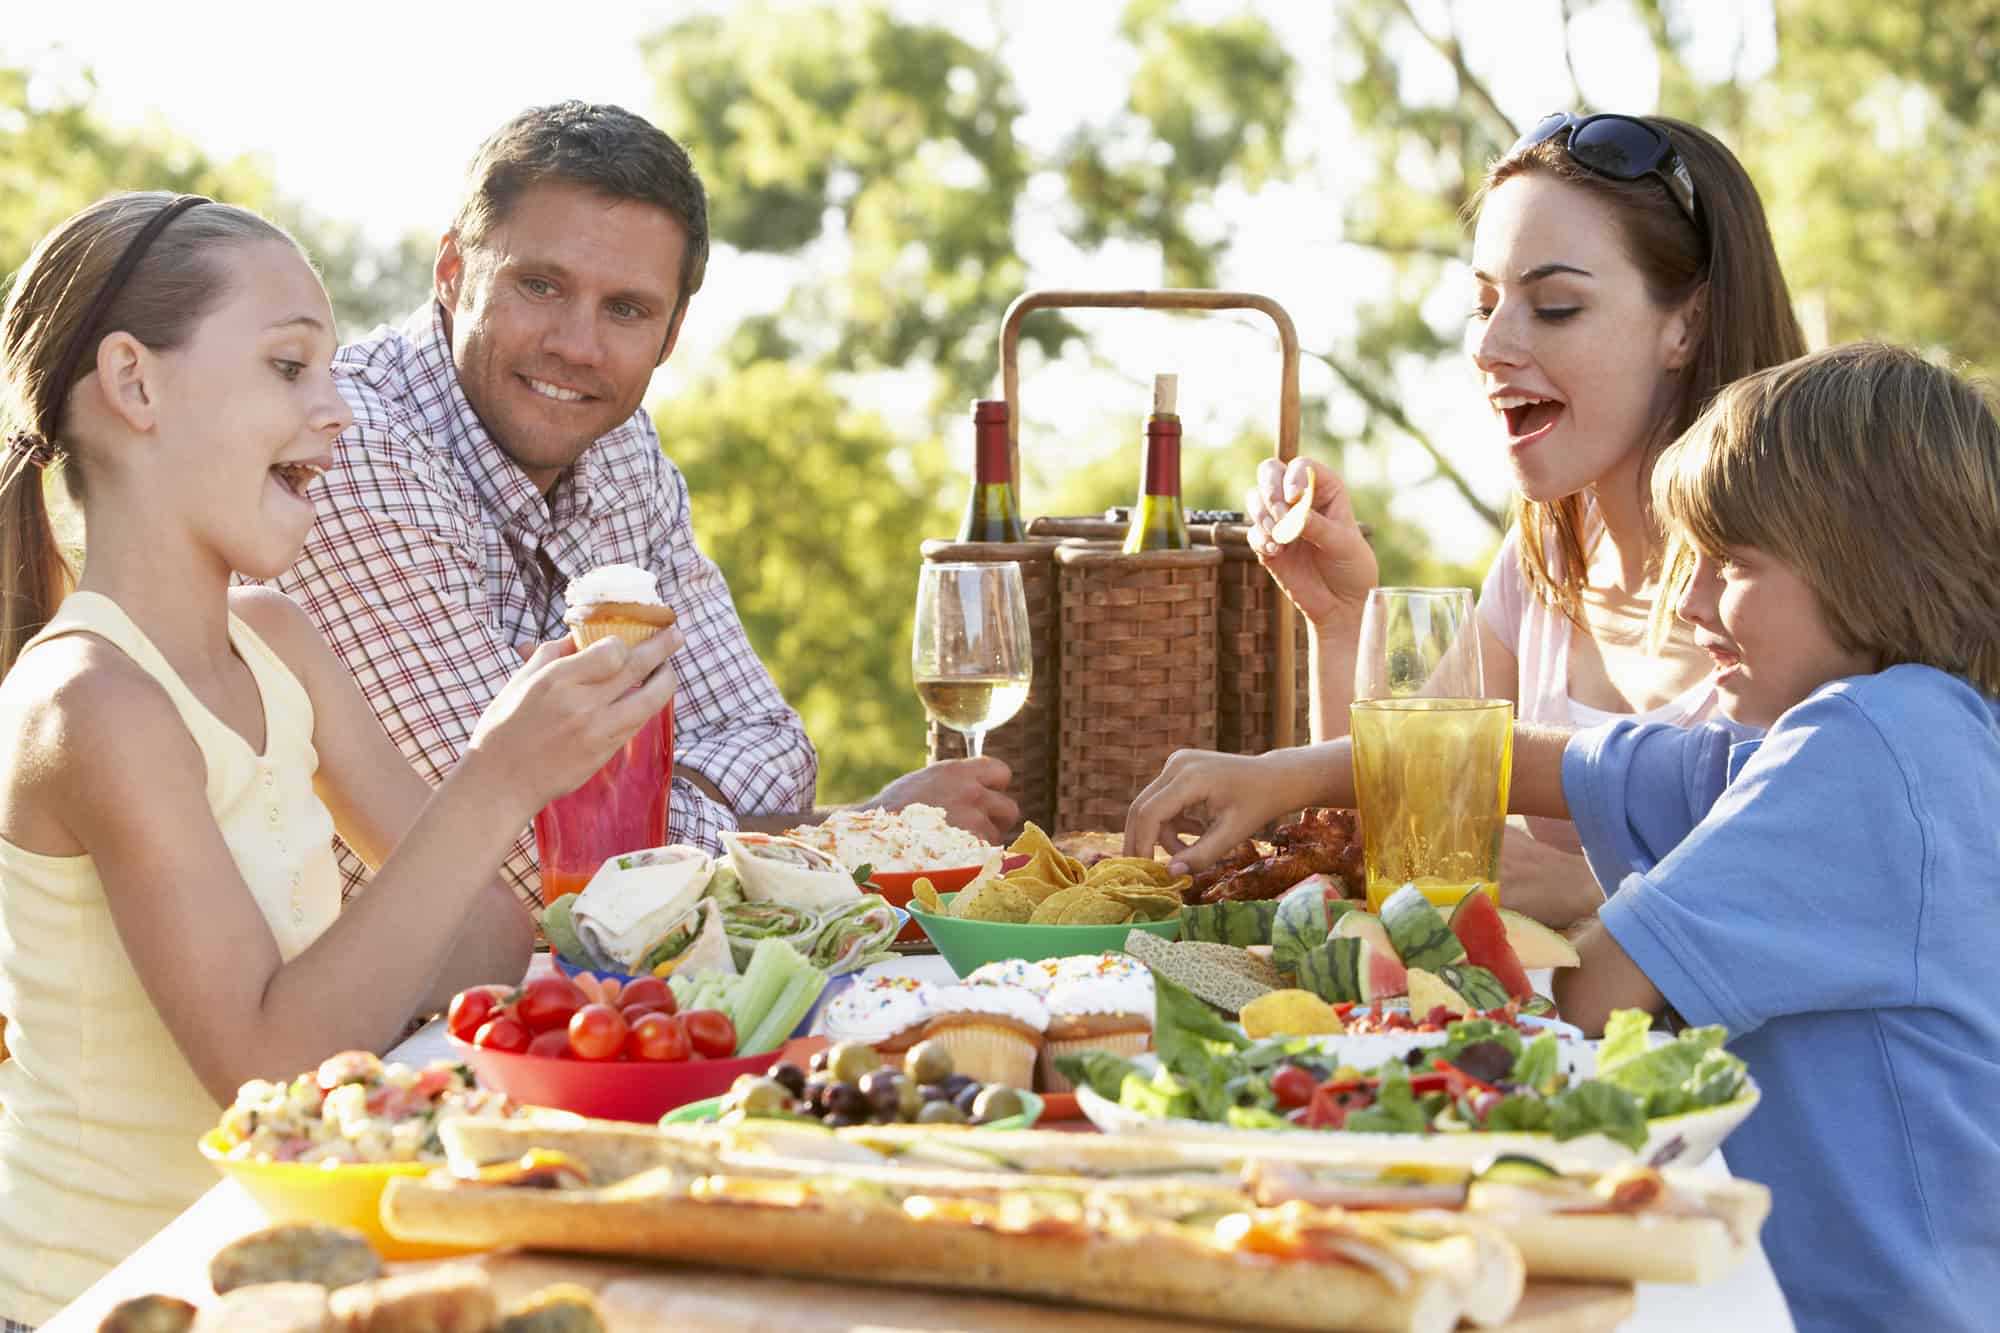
top-left (896, 1076), bottom-right (925, 1121)
top-left (916, 1099), bottom-right (970, 1126)
top-left (903, 1040), bottom-right (954, 1086)
top-left (828, 1041), bottom-right (883, 1085)
top-left (734, 1076), bottom-right (794, 1116)
top-left (970, 1085), bottom-right (1027, 1124)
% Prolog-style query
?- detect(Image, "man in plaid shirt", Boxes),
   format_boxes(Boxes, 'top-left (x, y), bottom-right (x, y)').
top-left (267, 101), bottom-right (1016, 909)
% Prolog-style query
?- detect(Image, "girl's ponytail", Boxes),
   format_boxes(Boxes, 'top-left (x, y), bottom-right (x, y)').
top-left (0, 451), bottom-right (69, 678)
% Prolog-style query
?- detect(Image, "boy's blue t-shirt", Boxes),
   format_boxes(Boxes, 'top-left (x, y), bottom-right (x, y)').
top-left (1563, 665), bottom-right (2000, 1333)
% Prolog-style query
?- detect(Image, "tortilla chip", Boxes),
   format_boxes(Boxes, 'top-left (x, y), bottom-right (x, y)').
top-left (952, 879), bottom-right (1036, 923)
top-left (911, 877), bottom-right (942, 912)
top-left (1239, 989), bottom-right (1346, 1039)
top-left (1027, 884), bottom-right (1095, 924)
top-left (1008, 822), bottom-right (1060, 861)
top-left (1005, 874), bottom-right (1072, 906)
top-left (1083, 857), bottom-right (1180, 888)
top-left (1058, 895), bottom-right (1136, 926)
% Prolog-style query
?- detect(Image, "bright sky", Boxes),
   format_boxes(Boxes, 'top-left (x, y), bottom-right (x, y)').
top-left (2, 0), bottom-right (1773, 563)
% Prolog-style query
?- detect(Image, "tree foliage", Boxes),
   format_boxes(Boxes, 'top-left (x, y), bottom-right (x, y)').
top-left (1, 66), bottom-right (431, 337)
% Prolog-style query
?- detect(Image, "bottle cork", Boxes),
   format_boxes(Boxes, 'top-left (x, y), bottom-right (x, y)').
top-left (1152, 372), bottom-right (1178, 416)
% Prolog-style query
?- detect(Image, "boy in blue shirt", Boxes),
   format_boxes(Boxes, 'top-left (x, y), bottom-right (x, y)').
top-left (1124, 343), bottom-right (2000, 1331)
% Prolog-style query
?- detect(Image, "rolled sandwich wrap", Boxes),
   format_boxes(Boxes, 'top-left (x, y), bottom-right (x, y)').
top-left (810, 896), bottom-right (902, 976)
top-left (723, 832), bottom-right (861, 912)
top-left (570, 846), bottom-right (714, 971)
top-left (719, 902), bottom-right (821, 971)
top-left (636, 899), bottom-right (736, 979)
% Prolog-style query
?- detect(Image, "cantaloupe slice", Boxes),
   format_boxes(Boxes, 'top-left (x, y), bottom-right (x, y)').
top-left (1496, 908), bottom-right (1581, 968)
top-left (1406, 967), bottom-right (1472, 1018)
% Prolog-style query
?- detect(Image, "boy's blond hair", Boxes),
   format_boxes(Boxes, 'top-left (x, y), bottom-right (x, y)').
top-left (1651, 342), bottom-right (2000, 696)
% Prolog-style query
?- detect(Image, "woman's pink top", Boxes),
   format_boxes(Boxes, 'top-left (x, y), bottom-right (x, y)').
top-left (1479, 526), bottom-right (1718, 853)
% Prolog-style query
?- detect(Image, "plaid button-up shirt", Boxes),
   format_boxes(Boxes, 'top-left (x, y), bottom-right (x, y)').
top-left (263, 304), bottom-right (817, 907)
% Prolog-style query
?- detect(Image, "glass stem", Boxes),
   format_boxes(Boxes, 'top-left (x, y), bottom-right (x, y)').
top-left (963, 728), bottom-right (986, 760)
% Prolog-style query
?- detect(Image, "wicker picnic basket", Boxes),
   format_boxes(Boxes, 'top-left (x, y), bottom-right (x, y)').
top-left (921, 289), bottom-right (1305, 837)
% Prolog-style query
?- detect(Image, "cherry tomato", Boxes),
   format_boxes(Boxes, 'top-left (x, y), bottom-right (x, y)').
top-left (619, 1003), bottom-right (669, 1024)
top-left (515, 976), bottom-right (587, 1035)
top-left (682, 1009), bottom-right (736, 1061)
top-left (1269, 1064), bottom-right (1317, 1110)
top-left (447, 986), bottom-right (514, 1042)
top-left (617, 977), bottom-right (675, 1015)
top-left (625, 1012), bottom-right (692, 1062)
top-left (526, 1028), bottom-right (573, 1060)
top-left (567, 1003), bottom-right (629, 1061)
top-left (473, 1014), bottom-right (531, 1054)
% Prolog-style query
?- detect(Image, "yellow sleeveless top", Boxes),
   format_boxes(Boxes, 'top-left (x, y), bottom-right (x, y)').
top-left (0, 592), bottom-right (340, 1324)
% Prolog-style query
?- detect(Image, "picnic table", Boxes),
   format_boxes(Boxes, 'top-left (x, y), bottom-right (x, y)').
top-left (41, 954), bottom-right (1798, 1333)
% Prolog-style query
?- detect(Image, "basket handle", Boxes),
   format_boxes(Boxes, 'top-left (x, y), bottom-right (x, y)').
top-left (997, 287), bottom-right (1301, 749)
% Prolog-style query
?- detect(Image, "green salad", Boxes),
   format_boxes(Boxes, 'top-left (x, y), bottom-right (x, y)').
top-left (1057, 976), bottom-right (1748, 1150)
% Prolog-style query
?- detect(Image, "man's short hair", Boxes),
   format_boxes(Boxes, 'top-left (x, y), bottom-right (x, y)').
top-left (452, 100), bottom-right (709, 316)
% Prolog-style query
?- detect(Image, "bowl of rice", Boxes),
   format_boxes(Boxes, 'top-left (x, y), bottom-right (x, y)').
top-left (784, 805), bottom-right (1021, 941)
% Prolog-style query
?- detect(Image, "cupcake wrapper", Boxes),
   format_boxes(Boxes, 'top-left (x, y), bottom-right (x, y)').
top-left (569, 617), bottom-right (669, 650)
top-left (926, 1024), bottom-right (1038, 1089)
top-left (1037, 1029), bottom-right (1152, 1094)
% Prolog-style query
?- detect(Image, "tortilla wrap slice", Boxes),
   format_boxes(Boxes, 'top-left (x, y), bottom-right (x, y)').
top-left (723, 832), bottom-right (862, 912)
top-left (570, 846), bottom-right (713, 972)
top-left (636, 899), bottom-right (736, 979)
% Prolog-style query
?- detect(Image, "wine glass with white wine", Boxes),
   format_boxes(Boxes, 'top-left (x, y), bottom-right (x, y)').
top-left (912, 562), bottom-right (1032, 760)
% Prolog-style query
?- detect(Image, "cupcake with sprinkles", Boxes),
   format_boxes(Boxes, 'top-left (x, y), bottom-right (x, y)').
top-left (918, 985), bottom-right (1048, 1088)
top-left (962, 958), bottom-right (1054, 997)
top-left (819, 974), bottom-right (939, 1059)
top-left (1037, 953), bottom-right (1155, 1093)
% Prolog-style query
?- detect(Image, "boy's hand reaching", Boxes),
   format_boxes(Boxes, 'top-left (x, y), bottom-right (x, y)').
top-left (468, 628), bottom-right (683, 812)
top-left (1125, 747), bottom-right (1326, 874)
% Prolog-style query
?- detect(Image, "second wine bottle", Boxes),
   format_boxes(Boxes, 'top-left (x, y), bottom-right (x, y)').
top-left (1122, 372), bottom-right (1192, 552)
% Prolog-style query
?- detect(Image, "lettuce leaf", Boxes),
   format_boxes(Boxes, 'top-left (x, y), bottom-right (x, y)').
top-left (1598, 1023), bottom-right (1745, 1118)
top-left (1511, 1033), bottom-right (1559, 1093)
top-left (1546, 1081), bottom-right (1648, 1150)
top-left (1342, 1064), bottom-right (1431, 1135)
top-left (1433, 1018), bottom-right (1524, 1068)
top-left (1482, 1093), bottom-right (1553, 1134)
top-left (1595, 1008), bottom-right (1657, 1073)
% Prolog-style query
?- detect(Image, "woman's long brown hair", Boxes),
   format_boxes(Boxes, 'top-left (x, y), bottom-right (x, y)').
top-left (1478, 117), bottom-right (1808, 624)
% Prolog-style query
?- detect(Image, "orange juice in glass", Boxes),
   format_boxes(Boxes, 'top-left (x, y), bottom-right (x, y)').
top-left (1350, 697), bottom-right (1512, 912)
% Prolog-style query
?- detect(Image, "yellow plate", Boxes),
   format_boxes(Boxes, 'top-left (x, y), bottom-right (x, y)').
top-left (198, 1129), bottom-right (483, 1261)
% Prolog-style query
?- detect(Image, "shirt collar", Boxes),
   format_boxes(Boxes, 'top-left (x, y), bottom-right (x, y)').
top-left (403, 303), bottom-right (603, 540)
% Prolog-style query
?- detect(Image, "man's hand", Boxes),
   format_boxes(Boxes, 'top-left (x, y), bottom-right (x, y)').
top-left (863, 758), bottom-right (1018, 843)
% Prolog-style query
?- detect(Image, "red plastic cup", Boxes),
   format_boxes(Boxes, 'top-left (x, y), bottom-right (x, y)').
top-left (534, 700), bottom-right (674, 901)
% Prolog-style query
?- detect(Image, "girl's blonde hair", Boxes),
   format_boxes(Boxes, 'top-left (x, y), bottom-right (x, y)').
top-left (0, 192), bottom-right (295, 676)
top-left (1651, 342), bottom-right (2000, 695)
top-left (1479, 117), bottom-right (1807, 622)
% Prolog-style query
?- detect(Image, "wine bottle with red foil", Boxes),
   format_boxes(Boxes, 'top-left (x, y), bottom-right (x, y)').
top-left (956, 398), bottom-right (1025, 542)
top-left (1122, 373), bottom-right (1192, 553)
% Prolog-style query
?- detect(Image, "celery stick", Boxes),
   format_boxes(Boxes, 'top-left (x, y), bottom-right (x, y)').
top-left (734, 939), bottom-right (828, 1055)
top-left (740, 969), bottom-right (827, 1055)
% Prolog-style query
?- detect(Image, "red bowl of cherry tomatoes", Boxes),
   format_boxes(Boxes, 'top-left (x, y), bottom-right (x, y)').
top-left (445, 975), bottom-right (761, 1122)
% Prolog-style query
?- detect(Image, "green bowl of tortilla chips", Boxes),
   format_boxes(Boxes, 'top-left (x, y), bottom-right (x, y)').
top-left (909, 892), bottom-right (1182, 975)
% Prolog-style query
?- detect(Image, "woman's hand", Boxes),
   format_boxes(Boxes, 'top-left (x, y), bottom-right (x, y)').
top-left (1498, 825), bottom-right (1606, 929)
top-left (1125, 744), bottom-right (1346, 873)
top-left (467, 628), bottom-right (683, 811)
top-left (1246, 457), bottom-right (1379, 631)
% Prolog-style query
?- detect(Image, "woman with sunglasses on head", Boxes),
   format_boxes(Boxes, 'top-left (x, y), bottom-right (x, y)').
top-left (1133, 115), bottom-right (1806, 927)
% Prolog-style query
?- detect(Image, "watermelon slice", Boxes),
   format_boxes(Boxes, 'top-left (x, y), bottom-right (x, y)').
top-left (1331, 910), bottom-right (1398, 971)
top-left (1380, 885), bottom-right (1466, 972)
top-left (1181, 898), bottom-right (1283, 947)
top-left (1437, 963), bottom-right (1511, 1011)
top-left (1447, 891), bottom-right (1535, 1001)
top-left (1496, 908), bottom-right (1582, 968)
top-left (1270, 876), bottom-right (1358, 973)
top-left (1296, 937), bottom-right (1406, 1005)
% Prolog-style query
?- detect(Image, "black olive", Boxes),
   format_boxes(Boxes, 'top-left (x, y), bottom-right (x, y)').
top-left (767, 1062), bottom-right (808, 1098)
top-left (919, 1082), bottom-right (953, 1103)
top-left (809, 1048), bottom-right (832, 1075)
top-left (941, 1073), bottom-right (977, 1098)
top-left (858, 1070), bottom-right (904, 1116)
top-left (827, 1082), bottom-right (869, 1117)
top-left (953, 1081), bottom-right (984, 1114)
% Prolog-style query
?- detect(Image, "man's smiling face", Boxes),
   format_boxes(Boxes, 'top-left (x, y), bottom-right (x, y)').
top-left (436, 179), bottom-right (688, 492)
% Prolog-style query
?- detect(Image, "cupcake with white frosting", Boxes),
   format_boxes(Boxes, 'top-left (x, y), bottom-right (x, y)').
top-left (562, 563), bottom-right (676, 649)
top-left (919, 985), bottom-right (1048, 1088)
top-left (820, 975), bottom-right (940, 1058)
top-left (963, 958), bottom-right (1054, 996)
top-left (1037, 953), bottom-right (1155, 1093)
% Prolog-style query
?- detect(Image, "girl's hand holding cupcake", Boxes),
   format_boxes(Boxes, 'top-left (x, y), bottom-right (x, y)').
top-left (466, 626), bottom-right (683, 815)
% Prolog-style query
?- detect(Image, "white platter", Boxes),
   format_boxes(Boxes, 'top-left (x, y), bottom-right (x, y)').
top-left (1074, 1048), bottom-right (1759, 1171)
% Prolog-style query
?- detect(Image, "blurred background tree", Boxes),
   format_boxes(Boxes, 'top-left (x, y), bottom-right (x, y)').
top-left (8, 1), bottom-right (1998, 805)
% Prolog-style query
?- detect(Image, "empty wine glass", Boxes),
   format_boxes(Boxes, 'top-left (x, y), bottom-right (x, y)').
top-left (912, 562), bottom-right (1032, 760)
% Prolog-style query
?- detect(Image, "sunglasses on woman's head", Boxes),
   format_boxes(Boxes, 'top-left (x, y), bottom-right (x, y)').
top-left (1510, 112), bottom-right (1700, 230)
